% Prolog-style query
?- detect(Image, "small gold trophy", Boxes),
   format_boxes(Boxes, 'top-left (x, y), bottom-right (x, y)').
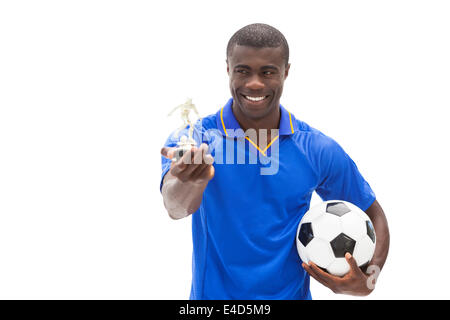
top-left (168, 98), bottom-right (201, 161)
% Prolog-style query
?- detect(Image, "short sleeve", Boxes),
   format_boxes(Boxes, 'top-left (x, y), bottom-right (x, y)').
top-left (315, 137), bottom-right (376, 212)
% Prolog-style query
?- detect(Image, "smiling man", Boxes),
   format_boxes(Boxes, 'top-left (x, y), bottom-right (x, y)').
top-left (160, 23), bottom-right (390, 299)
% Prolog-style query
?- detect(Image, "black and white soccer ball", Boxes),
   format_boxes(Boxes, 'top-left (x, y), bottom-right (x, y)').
top-left (296, 200), bottom-right (376, 276)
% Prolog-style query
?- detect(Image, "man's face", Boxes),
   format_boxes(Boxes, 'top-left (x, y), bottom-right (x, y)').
top-left (227, 45), bottom-right (290, 120)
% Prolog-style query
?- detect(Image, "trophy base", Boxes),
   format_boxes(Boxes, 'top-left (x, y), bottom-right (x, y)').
top-left (173, 146), bottom-right (192, 161)
top-left (172, 135), bottom-right (196, 162)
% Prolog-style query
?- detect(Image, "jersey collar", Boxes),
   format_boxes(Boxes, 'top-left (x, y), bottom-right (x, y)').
top-left (216, 97), bottom-right (298, 137)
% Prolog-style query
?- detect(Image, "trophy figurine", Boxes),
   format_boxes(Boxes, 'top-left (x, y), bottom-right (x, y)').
top-left (168, 98), bottom-right (201, 162)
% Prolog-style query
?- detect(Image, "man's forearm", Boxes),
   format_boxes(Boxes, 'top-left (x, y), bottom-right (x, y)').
top-left (161, 173), bottom-right (208, 220)
top-left (370, 214), bottom-right (390, 271)
top-left (365, 200), bottom-right (390, 271)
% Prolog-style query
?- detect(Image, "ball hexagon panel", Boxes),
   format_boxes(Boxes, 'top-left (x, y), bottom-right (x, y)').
top-left (305, 238), bottom-right (335, 269)
top-left (296, 242), bottom-right (309, 264)
top-left (311, 214), bottom-right (341, 242)
top-left (326, 202), bottom-right (351, 217)
top-left (352, 206), bottom-right (371, 221)
top-left (298, 222), bottom-right (314, 247)
top-left (366, 220), bottom-right (376, 243)
top-left (341, 211), bottom-right (367, 241)
top-left (299, 207), bottom-right (324, 224)
top-left (330, 233), bottom-right (356, 258)
top-left (352, 236), bottom-right (376, 266)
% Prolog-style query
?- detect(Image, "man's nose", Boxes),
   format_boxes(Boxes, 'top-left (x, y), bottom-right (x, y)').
top-left (245, 75), bottom-right (265, 90)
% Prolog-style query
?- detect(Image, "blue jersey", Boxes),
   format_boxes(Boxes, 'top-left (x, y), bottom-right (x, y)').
top-left (161, 98), bottom-right (375, 299)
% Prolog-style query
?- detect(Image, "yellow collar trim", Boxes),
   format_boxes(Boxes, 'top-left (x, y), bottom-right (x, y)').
top-left (245, 135), bottom-right (280, 157)
top-left (220, 107), bottom-right (228, 136)
top-left (289, 111), bottom-right (294, 134)
top-left (221, 107), bottom-right (279, 156)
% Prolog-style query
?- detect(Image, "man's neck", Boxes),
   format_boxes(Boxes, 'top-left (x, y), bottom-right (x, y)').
top-left (231, 102), bottom-right (281, 146)
top-left (232, 104), bottom-right (280, 131)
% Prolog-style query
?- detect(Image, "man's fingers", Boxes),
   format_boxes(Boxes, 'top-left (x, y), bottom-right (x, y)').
top-left (207, 165), bottom-right (215, 179)
top-left (161, 147), bottom-right (175, 159)
top-left (174, 146), bottom-right (205, 180)
top-left (162, 143), bottom-right (212, 164)
top-left (179, 162), bottom-right (201, 179)
top-left (345, 252), bottom-right (359, 269)
top-left (302, 262), bottom-right (333, 289)
top-left (310, 262), bottom-right (337, 281)
top-left (161, 147), bottom-right (169, 158)
top-left (190, 163), bottom-right (210, 180)
top-left (169, 149), bottom-right (193, 178)
top-left (167, 143), bottom-right (215, 182)
top-left (193, 144), bottom-right (208, 164)
top-left (177, 144), bottom-right (212, 168)
top-left (170, 149), bottom-right (193, 175)
top-left (345, 253), bottom-right (361, 273)
top-left (305, 261), bottom-right (343, 288)
top-left (204, 154), bottom-right (214, 165)
top-left (170, 160), bottom-right (187, 176)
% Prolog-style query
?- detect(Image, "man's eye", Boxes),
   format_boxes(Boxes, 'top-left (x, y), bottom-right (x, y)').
top-left (236, 69), bottom-right (248, 74)
top-left (263, 71), bottom-right (274, 75)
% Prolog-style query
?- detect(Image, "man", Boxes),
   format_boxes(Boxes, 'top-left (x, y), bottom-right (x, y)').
top-left (160, 23), bottom-right (389, 299)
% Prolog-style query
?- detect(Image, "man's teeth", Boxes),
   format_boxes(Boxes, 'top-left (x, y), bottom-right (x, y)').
top-left (245, 96), bottom-right (267, 102)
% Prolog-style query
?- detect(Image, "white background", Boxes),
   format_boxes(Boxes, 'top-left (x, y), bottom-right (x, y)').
top-left (1, 0), bottom-right (449, 299)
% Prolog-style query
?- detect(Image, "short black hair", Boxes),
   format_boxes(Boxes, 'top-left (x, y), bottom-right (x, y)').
top-left (226, 23), bottom-right (289, 66)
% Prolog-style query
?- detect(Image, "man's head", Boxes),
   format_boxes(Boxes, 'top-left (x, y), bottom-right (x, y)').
top-left (226, 23), bottom-right (290, 121)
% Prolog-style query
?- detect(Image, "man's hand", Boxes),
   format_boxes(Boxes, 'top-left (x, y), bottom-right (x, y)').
top-left (302, 253), bottom-right (376, 296)
top-left (161, 143), bottom-right (215, 186)
top-left (160, 143), bottom-right (215, 220)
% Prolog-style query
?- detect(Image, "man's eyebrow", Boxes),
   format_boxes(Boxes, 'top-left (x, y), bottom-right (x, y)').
top-left (233, 64), bottom-right (280, 71)
top-left (234, 64), bottom-right (251, 70)
top-left (261, 65), bottom-right (280, 71)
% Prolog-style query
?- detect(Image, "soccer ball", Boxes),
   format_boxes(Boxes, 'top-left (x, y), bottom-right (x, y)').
top-left (296, 200), bottom-right (376, 276)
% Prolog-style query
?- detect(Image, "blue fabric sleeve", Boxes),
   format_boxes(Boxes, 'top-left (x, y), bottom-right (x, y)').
top-left (315, 137), bottom-right (376, 211)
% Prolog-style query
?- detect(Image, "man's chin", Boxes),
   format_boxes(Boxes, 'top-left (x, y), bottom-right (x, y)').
top-left (235, 95), bottom-right (274, 119)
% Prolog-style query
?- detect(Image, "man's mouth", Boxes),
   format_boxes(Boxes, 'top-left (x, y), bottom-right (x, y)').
top-left (242, 95), bottom-right (270, 102)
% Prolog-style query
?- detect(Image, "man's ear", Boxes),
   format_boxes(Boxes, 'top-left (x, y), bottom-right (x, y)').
top-left (226, 59), bottom-right (229, 74)
top-left (284, 63), bottom-right (291, 79)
